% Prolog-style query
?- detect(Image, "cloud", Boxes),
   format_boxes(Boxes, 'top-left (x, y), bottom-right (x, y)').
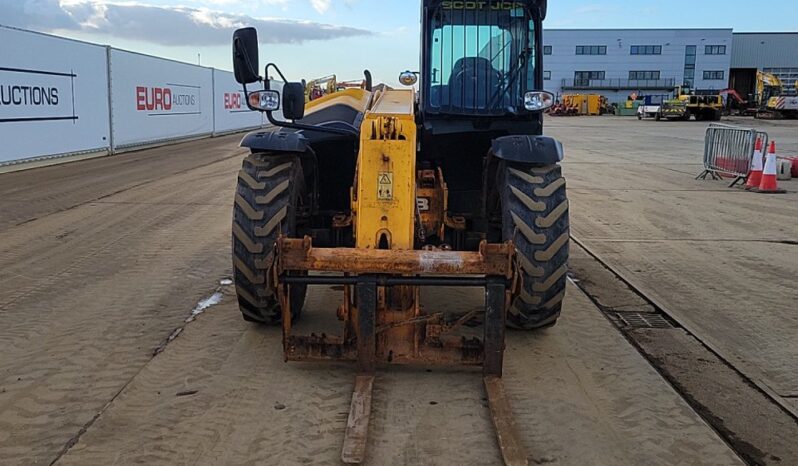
top-left (0, 0), bottom-right (371, 46)
top-left (309, 0), bottom-right (332, 14)
top-left (0, 0), bottom-right (78, 30)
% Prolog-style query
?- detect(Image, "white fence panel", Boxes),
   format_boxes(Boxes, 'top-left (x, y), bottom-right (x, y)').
top-left (110, 50), bottom-right (213, 148)
top-left (0, 26), bottom-right (110, 164)
top-left (212, 69), bottom-right (263, 134)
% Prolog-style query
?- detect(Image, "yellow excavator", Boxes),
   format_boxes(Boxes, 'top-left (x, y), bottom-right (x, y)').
top-left (231, 1), bottom-right (566, 464)
top-left (304, 74), bottom-right (372, 102)
top-left (755, 70), bottom-right (798, 119)
top-left (303, 74), bottom-right (337, 102)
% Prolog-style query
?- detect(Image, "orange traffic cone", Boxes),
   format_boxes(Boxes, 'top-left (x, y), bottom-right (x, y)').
top-left (756, 141), bottom-right (786, 194)
top-left (745, 137), bottom-right (764, 189)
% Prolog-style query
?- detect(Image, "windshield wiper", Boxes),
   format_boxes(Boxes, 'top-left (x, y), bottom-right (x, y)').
top-left (489, 47), bottom-right (529, 111)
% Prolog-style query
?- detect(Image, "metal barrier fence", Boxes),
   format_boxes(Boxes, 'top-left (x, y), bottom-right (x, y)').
top-left (697, 123), bottom-right (769, 187)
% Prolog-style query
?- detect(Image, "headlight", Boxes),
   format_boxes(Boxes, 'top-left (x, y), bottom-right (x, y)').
top-left (524, 91), bottom-right (555, 111)
top-left (248, 90), bottom-right (280, 111)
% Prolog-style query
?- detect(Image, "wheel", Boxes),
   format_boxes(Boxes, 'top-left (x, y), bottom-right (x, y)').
top-left (637, 113), bottom-right (642, 120)
top-left (232, 152), bottom-right (307, 324)
top-left (655, 113), bottom-right (661, 121)
top-left (500, 163), bottom-right (569, 330)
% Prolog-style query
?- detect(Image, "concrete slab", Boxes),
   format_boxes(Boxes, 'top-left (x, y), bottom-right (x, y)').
top-left (57, 283), bottom-right (742, 466)
top-left (503, 282), bottom-right (742, 466)
top-left (548, 116), bottom-right (798, 416)
top-left (577, 240), bottom-right (798, 399)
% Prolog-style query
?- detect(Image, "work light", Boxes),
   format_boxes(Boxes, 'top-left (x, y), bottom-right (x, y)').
top-left (248, 90), bottom-right (280, 111)
top-left (524, 91), bottom-right (554, 111)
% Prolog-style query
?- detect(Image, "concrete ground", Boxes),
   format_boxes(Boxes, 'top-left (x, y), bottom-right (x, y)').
top-left (546, 116), bottom-right (798, 418)
top-left (1, 116), bottom-right (795, 465)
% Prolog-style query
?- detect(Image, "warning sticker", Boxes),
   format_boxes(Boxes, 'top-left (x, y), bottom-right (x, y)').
top-left (377, 172), bottom-right (393, 200)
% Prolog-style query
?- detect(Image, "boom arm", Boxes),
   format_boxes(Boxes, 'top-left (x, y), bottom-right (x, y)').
top-left (756, 70), bottom-right (783, 104)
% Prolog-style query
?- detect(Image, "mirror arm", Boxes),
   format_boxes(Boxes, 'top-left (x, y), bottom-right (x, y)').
top-left (265, 63), bottom-right (289, 84)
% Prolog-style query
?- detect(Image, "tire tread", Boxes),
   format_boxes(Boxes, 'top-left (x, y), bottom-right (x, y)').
top-left (232, 152), bottom-right (306, 324)
top-left (502, 163), bottom-right (569, 330)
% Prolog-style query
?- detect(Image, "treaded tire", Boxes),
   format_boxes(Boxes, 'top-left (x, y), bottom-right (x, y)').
top-left (232, 152), bottom-right (307, 324)
top-left (500, 163), bottom-right (569, 330)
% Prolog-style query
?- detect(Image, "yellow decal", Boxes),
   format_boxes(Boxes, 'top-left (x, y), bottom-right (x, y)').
top-left (378, 172), bottom-right (393, 200)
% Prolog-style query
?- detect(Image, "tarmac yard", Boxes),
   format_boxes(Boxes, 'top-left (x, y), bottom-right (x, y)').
top-left (1, 117), bottom-right (797, 465)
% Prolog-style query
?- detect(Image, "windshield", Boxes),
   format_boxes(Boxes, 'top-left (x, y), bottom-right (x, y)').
top-left (427, 3), bottom-right (536, 115)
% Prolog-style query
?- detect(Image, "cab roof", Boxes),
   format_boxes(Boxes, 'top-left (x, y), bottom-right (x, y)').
top-left (423, 0), bottom-right (547, 19)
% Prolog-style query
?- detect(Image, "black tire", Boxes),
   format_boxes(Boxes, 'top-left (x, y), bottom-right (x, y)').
top-left (232, 152), bottom-right (307, 324)
top-left (500, 163), bottom-right (569, 330)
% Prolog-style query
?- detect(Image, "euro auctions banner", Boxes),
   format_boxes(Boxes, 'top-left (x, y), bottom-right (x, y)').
top-left (110, 50), bottom-right (213, 148)
top-left (0, 26), bottom-right (110, 163)
top-left (212, 69), bottom-right (263, 134)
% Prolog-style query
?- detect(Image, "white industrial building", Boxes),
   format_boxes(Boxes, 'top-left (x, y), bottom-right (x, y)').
top-left (542, 28), bottom-right (734, 104)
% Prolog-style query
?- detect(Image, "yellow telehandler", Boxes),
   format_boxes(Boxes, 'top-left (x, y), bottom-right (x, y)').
top-left (230, 1), bottom-right (567, 464)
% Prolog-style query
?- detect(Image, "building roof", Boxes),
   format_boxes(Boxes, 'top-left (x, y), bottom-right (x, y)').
top-left (731, 33), bottom-right (798, 68)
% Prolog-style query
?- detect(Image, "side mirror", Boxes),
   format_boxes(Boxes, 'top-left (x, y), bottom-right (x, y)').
top-left (399, 71), bottom-right (418, 86)
top-left (282, 82), bottom-right (306, 120)
top-left (233, 28), bottom-right (260, 84)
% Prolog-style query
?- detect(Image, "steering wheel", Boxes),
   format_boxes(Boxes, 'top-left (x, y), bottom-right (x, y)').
top-left (450, 60), bottom-right (502, 108)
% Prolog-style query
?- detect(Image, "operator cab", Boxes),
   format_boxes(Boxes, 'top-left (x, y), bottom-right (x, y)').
top-left (421, 0), bottom-right (548, 117)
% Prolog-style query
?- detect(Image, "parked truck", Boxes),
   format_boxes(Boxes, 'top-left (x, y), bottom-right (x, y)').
top-left (658, 87), bottom-right (722, 121)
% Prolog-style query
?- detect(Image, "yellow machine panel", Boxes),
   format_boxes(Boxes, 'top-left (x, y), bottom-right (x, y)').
top-left (304, 88), bottom-right (372, 115)
top-left (353, 89), bottom-right (417, 250)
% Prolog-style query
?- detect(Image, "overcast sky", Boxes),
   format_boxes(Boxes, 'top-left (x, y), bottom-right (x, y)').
top-left (1, 0), bottom-right (795, 86)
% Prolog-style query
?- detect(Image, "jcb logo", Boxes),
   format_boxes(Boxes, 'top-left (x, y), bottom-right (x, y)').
top-left (442, 1), bottom-right (525, 9)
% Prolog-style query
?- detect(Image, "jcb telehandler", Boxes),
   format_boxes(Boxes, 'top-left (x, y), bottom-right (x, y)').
top-left (231, 1), bottom-right (567, 463)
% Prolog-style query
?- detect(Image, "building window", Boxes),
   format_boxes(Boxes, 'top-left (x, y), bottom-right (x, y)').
top-left (629, 71), bottom-right (661, 80)
top-left (543, 71), bottom-right (551, 80)
top-left (703, 70), bottom-right (725, 80)
top-left (631, 45), bottom-right (662, 55)
top-left (705, 45), bottom-right (726, 55)
top-left (574, 71), bottom-right (605, 86)
top-left (544, 46), bottom-right (552, 55)
top-left (683, 45), bottom-right (697, 87)
top-left (576, 45), bottom-right (606, 55)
